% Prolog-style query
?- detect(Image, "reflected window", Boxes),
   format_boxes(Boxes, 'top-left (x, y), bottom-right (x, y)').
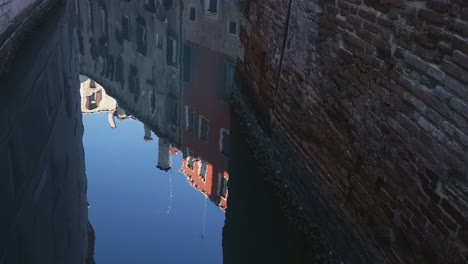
top-left (100, 7), bottom-right (107, 34)
top-left (151, 91), bottom-right (157, 114)
top-left (87, 0), bottom-right (94, 33)
top-left (168, 96), bottom-right (178, 128)
top-left (122, 16), bottom-right (129, 40)
top-left (219, 129), bottom-right (230, 157)
top-left (166, 37), bottom-right (177, 66)
top-left (128, 65), bottom-right (140, 100)
top-left (106, 55), bottom-right (115, 80)
top-left (205, 0), bottom-right (218, 14)
top-left (116, 56), bottom-right (125, 88)
top-left (217, 61), bottom-right (234, 101)
top-left (198, 160), bottom-right (208, 182)
top-left (186, 149), bottom-right (195, 170)
top-left (156, 34), bottom-right (163, 49)
top-left (136, 17), bottom-right (147, 55)
top-left (228, 21), bottom-right (238, 35)
top-left (89, 37), bottom-right (97, 59)
top-left (183, 44), bottom-right (195, 83)
top-left (189, 7), bottom-right (197, 21)
top-left (199, 116), bottom-right (209, 142)
top-left (78, 31), bottom-right (84, 55)
top-left (185, 106), bottom-right (194, 132)
top-left (144, 0), bottom-right (157, 13)
top-left (218, 172), bottom-right (228, 198)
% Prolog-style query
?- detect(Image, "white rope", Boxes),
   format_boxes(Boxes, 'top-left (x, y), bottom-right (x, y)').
top-left (166, 168), bottom-right (173, 215)
top-left (201, 197), bottom-right (207, 239)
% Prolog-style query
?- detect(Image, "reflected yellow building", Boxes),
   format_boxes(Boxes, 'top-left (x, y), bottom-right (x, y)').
top-left (80, 75), bottom-right (117, 114)
top-left (80, 75), bottom-right (118, 128)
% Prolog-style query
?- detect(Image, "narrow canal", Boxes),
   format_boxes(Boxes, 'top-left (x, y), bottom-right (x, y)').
top-left (0, 0), bottom-right (323, 263)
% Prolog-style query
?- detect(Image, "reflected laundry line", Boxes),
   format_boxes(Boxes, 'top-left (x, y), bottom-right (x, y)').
top-left (166, 168), bottom-right (174, 215)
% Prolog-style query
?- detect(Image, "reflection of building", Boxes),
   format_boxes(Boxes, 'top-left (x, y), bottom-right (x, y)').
top-left (77, 0), bottom-right (183, 145)
top-left (179, 44), bottom-right (235, 211)
top-left (176, 0), bottom-right (242, 210)
top-left (80, 75), bottom-right (118, 128)
top-left (181, 0), bottom-right (243, 58)
top-left (80, 76), bottom-right (116, 114)
top-left (77, 0), bottom-right (242, 209)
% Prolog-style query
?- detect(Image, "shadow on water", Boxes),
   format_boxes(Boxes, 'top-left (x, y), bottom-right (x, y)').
top-left (0, 1), bottom-right (91, 264)
top-left (223, 118), bottom-right (310, 264)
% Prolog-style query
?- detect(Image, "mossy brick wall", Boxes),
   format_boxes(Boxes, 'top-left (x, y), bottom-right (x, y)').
top-left (239, 0), bottom-right (468, 262)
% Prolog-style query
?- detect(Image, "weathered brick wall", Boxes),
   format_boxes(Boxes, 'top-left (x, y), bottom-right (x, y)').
top-left (239, 0), bottom-right (468, 262)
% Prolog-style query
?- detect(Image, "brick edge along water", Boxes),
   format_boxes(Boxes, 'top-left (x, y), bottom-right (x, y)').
top-left (237, 0), bottom-right (468, 263)
top-left (230, 83), bottom-right (335, 263)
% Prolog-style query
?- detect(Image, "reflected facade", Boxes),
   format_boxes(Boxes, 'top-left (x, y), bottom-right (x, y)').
top-left (78, 0), bottom-right (184, 145)
top-left (77, 0), bottom-right (242, 211)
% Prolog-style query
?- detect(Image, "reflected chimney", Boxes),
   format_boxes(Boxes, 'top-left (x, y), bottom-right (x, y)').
top-left (157, 138), bottom-right (171, 172)
top-left (144, 124), bottom-right (153, 142)
top-left (118, 107), bottom-right (127, 119)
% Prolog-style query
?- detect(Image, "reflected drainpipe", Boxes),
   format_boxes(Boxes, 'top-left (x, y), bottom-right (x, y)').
top-left (108, 110), bottom-right (116, 128)
top-left (144, 124), bottom-right (153, 142)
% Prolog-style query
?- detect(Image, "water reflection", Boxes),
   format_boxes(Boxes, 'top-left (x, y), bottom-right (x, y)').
top-left (179, 44), bottom-right (234, 211)
top-left (0, 0), bottom-right (315, 263)
top-left (77, 0), bottom-right (241, 212)
top-left (80, 64), bottom-right (231, 212)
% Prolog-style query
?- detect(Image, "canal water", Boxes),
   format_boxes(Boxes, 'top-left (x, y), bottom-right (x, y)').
top-left (0, 0), bottom-right (315, 263)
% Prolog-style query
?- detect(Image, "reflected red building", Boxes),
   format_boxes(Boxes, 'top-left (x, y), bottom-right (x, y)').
top-left (179, 43), bottom-right (234, 211)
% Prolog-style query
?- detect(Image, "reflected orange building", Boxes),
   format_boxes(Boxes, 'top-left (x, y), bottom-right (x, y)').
top-left (179, 44), bottom-right (234, 211)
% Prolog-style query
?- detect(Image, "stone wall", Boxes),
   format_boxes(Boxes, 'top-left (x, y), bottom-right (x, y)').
top-left (238, 0), bottom-right (468, 262)
top-left (78, 0), bottom-right (184, 145)
top-left (0, 1), bottom-right (90, 263)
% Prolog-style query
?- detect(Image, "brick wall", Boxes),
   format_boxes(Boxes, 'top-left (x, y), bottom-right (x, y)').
top-left (239, 0), bottom-right (468, 262)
